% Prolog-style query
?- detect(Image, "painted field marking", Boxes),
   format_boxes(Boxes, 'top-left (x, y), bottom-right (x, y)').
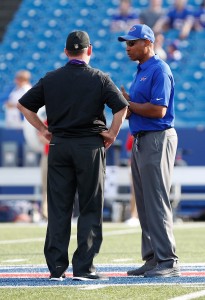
top-left (2, 259), bottom-right (27, 263)
top-left (112, 259), bottom-right (133, 262)
top-left (0, 271), bottom-right (205, 278)
top-left (79, 285), bottom-right (108, 290)
top-left (0, 264), bottom-right (204, 288)
top-left (169, 289), bottom-right (205, 300)
top-left (0, 238), bottom-right (44, 245)
top-left (0, 228), bottom-right (137, 245)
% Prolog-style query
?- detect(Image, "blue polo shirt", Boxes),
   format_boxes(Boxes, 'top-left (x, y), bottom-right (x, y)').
top-left (128, 55), bottom-right (175, 135)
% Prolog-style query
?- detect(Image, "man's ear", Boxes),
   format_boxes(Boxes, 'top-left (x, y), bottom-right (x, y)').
top-left (145, 40), bottom-right (151, 47)
top-left (87, 45), bottom-right (92, 56)
top-left (64, 48), bottom-right (69, 57)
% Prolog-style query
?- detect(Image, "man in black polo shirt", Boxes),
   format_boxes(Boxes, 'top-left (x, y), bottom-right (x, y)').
top-left (17, 31), bottom-right (128, 281)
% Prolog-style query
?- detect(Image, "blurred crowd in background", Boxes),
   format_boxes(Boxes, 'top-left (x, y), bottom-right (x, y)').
top-left (0, 0), bottom-right (205, 223)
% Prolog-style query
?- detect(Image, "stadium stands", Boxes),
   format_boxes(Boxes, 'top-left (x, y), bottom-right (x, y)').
top-left (0, 0), bottom-right (204, 127)
top-left (0, 0), bottom-right (205, 221)
top-left (0, 0), bottom-right (22, 41)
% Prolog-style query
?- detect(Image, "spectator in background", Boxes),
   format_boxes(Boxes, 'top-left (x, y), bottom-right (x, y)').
top-left (174, 148), bottom-right (188, 166)
top-left (125, 132), bottom-right (139, 226)
top-left (154, 33), bottom-right (167, 61)
top-left (38, 120), bottom-right (49, 221)
top-left (194, 0), bottom-right (205, 30)
top-left (0, 200), bottom-right (32, 222)
top-left (110, 0), bottom-right (139, 32)
top-left (166, 41), bottom-right (182, 62)
top-left (153, 0), bottom-right (195, 40)
top-left (139, 0), bottom-right (165, 29)
top-left (4, 70), bottom-right (32, 128)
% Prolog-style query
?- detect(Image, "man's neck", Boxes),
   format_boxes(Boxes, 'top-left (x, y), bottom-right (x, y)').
top-left (68, 56), bottom-right (89, 64)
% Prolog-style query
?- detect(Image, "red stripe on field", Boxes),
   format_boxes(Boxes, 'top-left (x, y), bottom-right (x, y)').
top-left (182, 271), bottom-right (205, 276)
top-left (0, 273), bottom-right (123, 278)
top-left (0, 273), bottom-right (69, 278)
top-left (0, 271), bottom-right (205, 278)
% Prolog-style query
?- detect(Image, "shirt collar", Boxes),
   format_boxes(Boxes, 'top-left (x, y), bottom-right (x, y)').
top-left (138, 54), bottom-right (159, 71)
top-left (68, 59), bottom-right (87, 65)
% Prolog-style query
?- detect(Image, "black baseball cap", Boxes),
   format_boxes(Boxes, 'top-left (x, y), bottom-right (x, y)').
top-left (66, 31), bottom-right (90, 51)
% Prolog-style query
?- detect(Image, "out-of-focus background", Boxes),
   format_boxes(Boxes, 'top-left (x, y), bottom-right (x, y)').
top-left (0, 0), bottom-right (205, 223)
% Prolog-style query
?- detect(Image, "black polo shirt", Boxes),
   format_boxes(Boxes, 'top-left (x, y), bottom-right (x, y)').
top-left (19, 62), bottom-right (128, 137)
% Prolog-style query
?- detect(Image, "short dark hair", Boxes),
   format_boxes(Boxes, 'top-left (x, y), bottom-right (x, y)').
top-left (66, 48), bottom-right (86, 56)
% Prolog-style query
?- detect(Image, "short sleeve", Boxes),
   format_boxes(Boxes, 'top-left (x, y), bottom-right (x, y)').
top-left (150, 70), bottom-right (173, 107)
top-left (18, 79), bottom-right (45, 113)
top-left (102, 75), bottom-right (128, 114)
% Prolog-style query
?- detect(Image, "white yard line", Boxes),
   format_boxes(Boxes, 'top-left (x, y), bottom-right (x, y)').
top-left (1, 221), bottom-right (205, 246)
top-left (169, 289), bottom-right (205, 300)
top-left (173, 222), bottom-right (205, 229)
top-left (112, 258), bottom-right (133, 262)
top-left (0, 221), bottom-right (204, 240)
top-left (78, 285), bottom-right (108, 290)
top-left (0, 238), bottom-right (44, 245)
top-left (0, 264), bottom-right (205, 289)
top-left (0, 221), bottom-right (205, 229)
top-left (103, 229), bottom-right (137, 236)
top-left (1, 262), bottom-right (205, 268)
top-left (1, 221), bottom-right (204, 246)
top-left (0, 283), bottom-right (205, 289)
top-left (0, 228), bottom-right (137, 245)
top-left (2, 259), bottom-right (27, 263)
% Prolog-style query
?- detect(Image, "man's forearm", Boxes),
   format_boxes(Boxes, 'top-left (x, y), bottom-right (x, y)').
top-left (100, 106), bottom-right (127, 149)
top-left (128, 101), bottom-right (166, 118)
top-left (17, 102), bottom-right (47, 133)
top-left (109, 106), bottom-right (127, 137)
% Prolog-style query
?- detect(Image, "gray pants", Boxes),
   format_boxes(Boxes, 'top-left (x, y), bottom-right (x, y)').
top-left (131, 128), bottom-right (178, 263)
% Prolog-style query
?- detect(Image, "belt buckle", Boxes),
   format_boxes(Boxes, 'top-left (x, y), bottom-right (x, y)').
top-left (138, 131), bottom-right (145, 138)
top-left (133, 131), bottom-right (145, 139)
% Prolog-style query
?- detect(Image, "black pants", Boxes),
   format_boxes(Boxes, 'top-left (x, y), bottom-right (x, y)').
top-left (44, 135), bottom-right (105, 277)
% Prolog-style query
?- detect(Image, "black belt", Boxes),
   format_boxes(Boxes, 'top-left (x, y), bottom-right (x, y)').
top-left (133, 131), bottom-right (147, 139)
top-left (133, 127), bottom-right (172, 139)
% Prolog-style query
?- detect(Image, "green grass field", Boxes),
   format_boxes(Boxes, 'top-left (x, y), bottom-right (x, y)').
top-left (0, 221), bottom-right (205, 300)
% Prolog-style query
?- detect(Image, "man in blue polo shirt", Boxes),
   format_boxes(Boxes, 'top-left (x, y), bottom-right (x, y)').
top-left (118, 24), bottom-right (180, 277)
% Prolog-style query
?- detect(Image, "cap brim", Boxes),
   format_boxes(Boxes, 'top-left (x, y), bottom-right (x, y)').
top-left (118, 35), bottom-right (140, 42)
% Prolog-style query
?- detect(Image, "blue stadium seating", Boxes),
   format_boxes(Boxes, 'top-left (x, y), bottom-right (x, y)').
top-left (0, 0), bottom-right (205, 127)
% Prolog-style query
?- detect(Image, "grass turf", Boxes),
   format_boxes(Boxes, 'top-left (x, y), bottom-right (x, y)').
top-left (0, 222), bottom-right (205, 299)
top-left (0, 286), bottom-right (204, 300)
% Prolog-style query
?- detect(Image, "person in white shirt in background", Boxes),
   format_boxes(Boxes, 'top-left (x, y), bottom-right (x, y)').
top-left (4, 70), bottom-right (32, 128)
top-left (154, 33), bottom-right (167, 61)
